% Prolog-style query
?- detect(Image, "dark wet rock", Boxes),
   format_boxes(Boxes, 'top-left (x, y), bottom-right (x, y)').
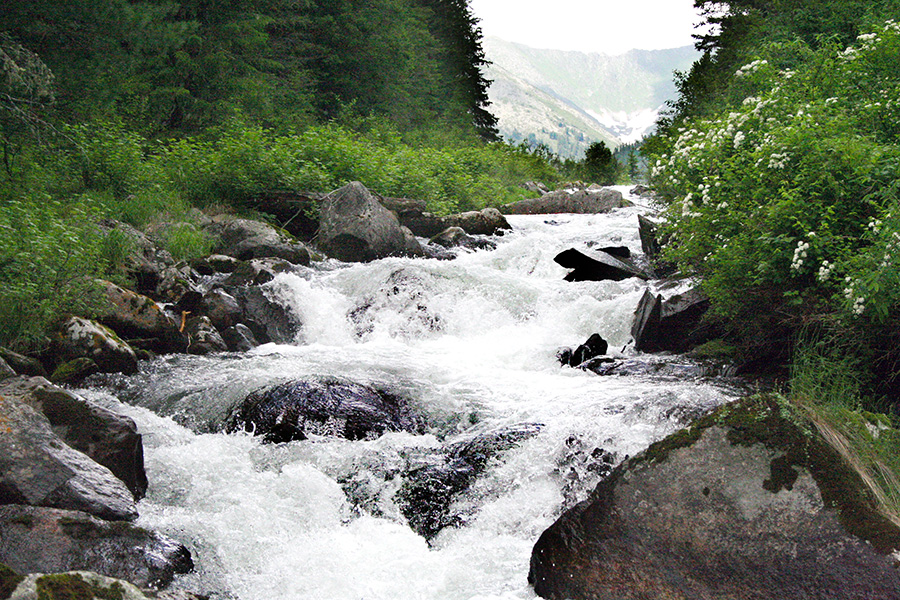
top-left (224, 257), bottom-right (297, 286)
top-left (632, 286), bottom-right (716, 353)
top-left (317, 182), bottom-right (424, 262)
top-left (0, 505), bottom-right (193, 590)
top-left (50, 358), bottom-right (100, 385)
top-left (0, 376), bottom-right (147, 500)
top-left (501, 187), bottom-right (627, 215)
top-left (0, 347), bottom-right (47, 378)
top-left (228, 286), bottom-right (299, 345)
top-left (184, 316), bottom-right (228, 355)
top-left (152, 264), bottom-right (202, 305)
top-left (173, 290), bottom-right (204, 315)
top-left (529, 395), bottom-right (900, 600)
top-left (95, 280), bottom-right (186, 354)
top-left (0, 395), bottom-right (137, 520)
top-left (199, 289), bottom-right (243, 331)
top-left (559, 334), bottom-right (609, 368)
top-left (582, 356), bottom-right (718, 379)
top-left (637, 214), bottom-right (675, 277)
top-left (396, 423), bottom-right (542, 540)
top-left (396, 209), bottom-right (447, 238)
top-left (554, 248), bottom-right (649, 282)
top-left (597, 245), bottom-right (630, 259)
top-left (224, 376), bottom-right (420, 443)
top-left (429, 227), bottom-right (496, 251)
top-left (220, 323), bottom-right (258, 352)
top-left (398, 207), bottom-right (511, 238)
top-left (380, 196), bottom-right (428, 214)
top-left (50, 317), bottom-right (138, 376)
top-left (203, 215), bottom-right (311, 265)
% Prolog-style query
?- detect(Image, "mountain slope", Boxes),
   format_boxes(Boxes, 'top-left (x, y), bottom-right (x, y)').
top-left (482, 38), bottom-right (699, 158)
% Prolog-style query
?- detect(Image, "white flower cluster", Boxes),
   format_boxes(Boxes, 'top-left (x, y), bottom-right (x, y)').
top-left (733, 131), bottom-right (746, 149)
top-left (767, 152), bottom-right (789, 169)
top-left (843, 277), bottom-right (866, 316)
top-left (817, 260), bottom-right (834, 282)
top-left (791, 240), bottom-right (810, 271)
top-left (881, 231), bottom-right (900, 268)
top-left (735, 59), bottom-right (768, 78)
top-left (869, 218), bottom-right (883, 234)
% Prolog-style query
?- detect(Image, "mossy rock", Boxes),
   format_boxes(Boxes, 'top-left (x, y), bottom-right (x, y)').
top-left (529, 394), bottom-right (900, 600)
top-left (51, 358), bottom-right (100, 385)
top-left (35, 573), bottom-right (124, 600)
top-left (1, 563), bottom-right (24, 600)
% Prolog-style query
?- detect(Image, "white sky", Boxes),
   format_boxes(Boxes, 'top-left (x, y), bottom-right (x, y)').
top-left (469, 0), bottom-right (708, 55)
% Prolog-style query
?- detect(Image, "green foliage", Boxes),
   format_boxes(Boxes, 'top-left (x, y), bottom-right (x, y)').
top-left (154, 222), bottom-right (212, 262)
top-left (582, 141), bottom-right (618, 185)
top-left (647, 23), bottom-right (900, 338)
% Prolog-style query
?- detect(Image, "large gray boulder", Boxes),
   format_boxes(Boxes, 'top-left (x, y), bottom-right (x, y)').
top-left (50, 317), bottom-right (138, 375)
top-left (0, 505), bottom-right (192, 590)
top-left (316, 182), bottom-right (424, 262)
top-left (0, 396), bottom-right (137, 521)
top-left (203, 215), bottom-right (311, 265)
top-left (529, 396), bottom-right (900, 600)
top-left (501, 187), bottom-right (627, 215)
top-left (0, 376), bottom-right (147, 500)
top-left (398, 207), bottom-right (511, 238)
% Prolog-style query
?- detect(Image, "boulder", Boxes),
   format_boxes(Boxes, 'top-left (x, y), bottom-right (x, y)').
top-left (0, 347), bottom-right (47, 378)
top-left (184, 316), bottom-right (228, 355)
top-left (50, 317), bottom-right (138, 375)
top-left (4, 569), bottom-right (205, 600)
top-left (529, 395), bottom-right (900, 600)
top-left (220, 323), bottom-right (258, 352)
top-left (228, 286), bottom-right (300, 344)
top-left (398, 207), bottom-right (512, 238)
top-left (224, 257), bottom-right (297, 287)
top-left (523, 181), bottom-right (551, 196)
top-left (95, 280), bottom-right (186, 354)
top-left (380, 196), bottom-right (428, 214)
top-left (429, 227), bottom-right (496, 251)
top-left (501, 187), bottom-right (627, 215)
top-left (0, 505), bottom-right (193, 590)
top-left (224, 376), bottom-right (420, 443)
top-left (0, 396), bottom-right (137, 520)
top-left (200, 289), bottom-right (243, 331)
top-left (558, 334), bottom-right (609, 368)
top-left (192, 253), bottom-right (241, 274)
top-left (1, 356), bottom-right (16, 381)
top-left (50, 358), bottom-right (100, 385)
top-left (631, 286), bottom-right (716, 353)
top-left (203, 215), bottom-right (311, 265)
top-left (0, 376), bottom-right (147, 500)
top-left (554, 248), bottom-right (649, 282)
top-left (396, 423), bottom-right (542, 540)
top-left (316, 182), bottom-right (424, 262)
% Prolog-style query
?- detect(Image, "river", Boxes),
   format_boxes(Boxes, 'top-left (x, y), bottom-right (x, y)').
top-left (78, 187), bottom-right (741, 600)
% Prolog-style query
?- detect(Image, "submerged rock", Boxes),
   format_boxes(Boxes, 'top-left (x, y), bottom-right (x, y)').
top-left (428, 227), bottom-right (496, 251)
top-left (529, 395), bottom-right (900, 600)
top-left (396, 423), bottom-right (542, 540)
top-left (0, 505), bottom-right (193, 590)
top-left (224, 376), bottom-right (420, 443)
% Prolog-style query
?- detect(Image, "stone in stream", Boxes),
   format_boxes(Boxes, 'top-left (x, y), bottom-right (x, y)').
top-left (558, 333), bottom-right (609, 368)
top-left (224, 376), bottom-right (421, 443)
top-left (396, 423), bottom-right (542, 541)
top-left (501, 187), bottom-right (628, 215)
top-left (202, 214), bottom-right (311, 265)
top-left (0, 394), bottom-right (138, 521)
top-left (428, 226), bottom-right (496, 251)
top-left (554, 247), bottom-right (649, 282)
top-left (0, 505), bottom-right (193, 590)
top-left (529, 395), bottom-right (900, 600)
top-left (631, 286), bottom-right (717, 353)
top-left (0, 376), bottom-right (148, 500)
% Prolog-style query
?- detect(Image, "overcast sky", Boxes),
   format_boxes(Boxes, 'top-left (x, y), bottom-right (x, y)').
top-left (469, 0), bottom-right (708, 55)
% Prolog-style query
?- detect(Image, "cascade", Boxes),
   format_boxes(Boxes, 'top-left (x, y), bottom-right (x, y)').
top-left (80, 187), bottom-right (741, 600)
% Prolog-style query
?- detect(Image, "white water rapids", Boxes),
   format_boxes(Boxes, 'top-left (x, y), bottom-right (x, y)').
top-left (80, 187), bottom-right (743, 600)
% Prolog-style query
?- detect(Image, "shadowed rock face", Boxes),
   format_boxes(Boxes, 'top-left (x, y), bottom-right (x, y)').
top-left (529, 396), bottom-right (900, 600)
top-left (0, 505), bottom-right (193, 590)
top-left (224, 376), bottom-right (420, 443)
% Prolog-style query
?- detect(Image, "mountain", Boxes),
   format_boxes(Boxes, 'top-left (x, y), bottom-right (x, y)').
top-left (481, 38), bottom-right (699, 158)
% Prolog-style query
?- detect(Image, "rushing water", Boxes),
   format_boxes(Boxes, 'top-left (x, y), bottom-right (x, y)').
top-left (79, 187), bottom-right (742, 600)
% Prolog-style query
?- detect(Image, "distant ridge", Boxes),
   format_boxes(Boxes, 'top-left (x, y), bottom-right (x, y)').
top-left (482, 38), bottom-right (699, 158)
